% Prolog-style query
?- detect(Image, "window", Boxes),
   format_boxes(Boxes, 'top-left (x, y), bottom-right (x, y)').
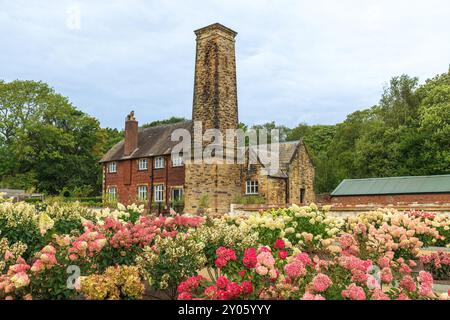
top-left (137, 185), bottom-right (148, 201)
top-left (172, 154), bottom-right (184, 167)
top-left (138, 159), bottom-right (148, 171)
top-left (300, 188), bottom-right (306, 204)
top-left (246, 180), bottom-right (259, 195)
top-left (154, 157), bottom-right (165, 169)
top-left (108, 162), bottom-right (117, 173)
top-left (171, 188), bottom-right (183, 202)
top-left (154, 184), bottom-right (164, 202)
top-left (107, 186), bottom-right (117, 202)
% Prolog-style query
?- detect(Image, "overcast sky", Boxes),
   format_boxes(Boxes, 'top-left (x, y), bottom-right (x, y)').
top-left (1, 0), bottom-right (449, 129)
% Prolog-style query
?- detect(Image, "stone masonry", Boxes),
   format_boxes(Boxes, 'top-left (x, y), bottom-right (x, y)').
top-left (288, 142), bottom-right (315, 204)
top-left (185, 23), bottom-right (242, 214)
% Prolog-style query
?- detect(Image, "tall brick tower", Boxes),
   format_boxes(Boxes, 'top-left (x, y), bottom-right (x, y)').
top-left (192, 23), bottom-right (239, 136)
top-left (184, 23), bottom-right (242, 214)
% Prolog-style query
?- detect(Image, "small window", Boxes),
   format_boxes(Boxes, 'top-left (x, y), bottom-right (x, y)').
top-left (300, 188), bottom-right (306, 204)
top-left (137, 185), bottom-right (148, 201)
top-left (154, 157), bottom-right (165, 169)
top-left (108, 162), bottom-right (117, 173)
top-left (246, 180), bottom-right (259, 195)
top-left (172, 154), bottom-right (184, 167)
top-left (138, 159), bottom-right (148, 171)
top-left (171, 188), bottom-right (183, 202)
top-left (107, 186), bottom-right (117, 202)
top-left (154, 184), bottom-right (164, 202)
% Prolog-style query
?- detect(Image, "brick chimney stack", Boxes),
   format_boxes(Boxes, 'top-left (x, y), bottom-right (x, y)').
top-left (184, 23), bottom-right (242, 215)
top-left (192, 23), bottom-right (239, 136)
top-left (124, 111), bottom-right (138, 156)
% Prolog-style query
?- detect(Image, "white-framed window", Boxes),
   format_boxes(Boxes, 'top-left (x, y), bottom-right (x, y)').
top-left (154, 184), bottom-right (164, 202)
top-left (246, 180), bottom-right (259, 195)
top-left (107, 186), bottom-right (117, 201)
top-left (172, 154), bottom-right (184, 167)
top-left (171, 187), bottom-right (183, 202)
top-left (137, 185), bottom-right (148, 201)
top-left (154, 157), bottom-right (165, 169)
top-left (138, 158), bottom-right (148, 171)
top-left (108, 162), bottom-right (117, 173)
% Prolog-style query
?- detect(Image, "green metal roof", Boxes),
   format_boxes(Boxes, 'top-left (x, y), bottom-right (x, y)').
top-left (331, 175), bottom-right (450, 196)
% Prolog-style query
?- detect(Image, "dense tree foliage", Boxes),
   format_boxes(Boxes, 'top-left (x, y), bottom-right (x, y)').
top-left (0, 80), bottom-right (108, 195)
top-left (286, 70), bottom-right (450, 193)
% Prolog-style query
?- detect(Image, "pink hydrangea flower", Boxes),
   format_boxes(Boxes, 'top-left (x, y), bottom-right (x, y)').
top-left (302, 292), bottom-right (326, 300)
top-left (400, 275), bottom-right (416, 292)
top-left (295, 252), bottom-right (312, 266)
top-left (371, 289), bottom-right (390, 300)
top-left (257, 252), bottom-right (275, 268)
top-left (243, 248), bottom-right (257, 268)
top-left (178, 292), bottom-right (192, 300)
top-left (240, 281), bottom-right (253, 295)
top-left (278, 250), bottom-right (288, 260)
top-left (284, 261), bottom-right (306, 279)
top-left (256, 265), bottom-right (269, 276)
top-left (342, 284), bottom-right (366, 300)
top-left (311, 273), bottom-right (332, 292)
top-left (274, 239), bottom-right (285, 249)
top-left (381, 268), bottom-right (393, 284)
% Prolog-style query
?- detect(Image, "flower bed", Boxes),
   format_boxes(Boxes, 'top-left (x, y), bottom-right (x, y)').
top-left (0, 193), bottom-right (449, 300)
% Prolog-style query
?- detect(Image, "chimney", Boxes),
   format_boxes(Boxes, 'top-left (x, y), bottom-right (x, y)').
top-left (124, 111), bottom-right (138, 156)
top-left (192, 23), bottom-right (239, 136)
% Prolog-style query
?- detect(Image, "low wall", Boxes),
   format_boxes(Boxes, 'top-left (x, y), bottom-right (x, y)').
top-left (230, 203), bottom-right (450, 217)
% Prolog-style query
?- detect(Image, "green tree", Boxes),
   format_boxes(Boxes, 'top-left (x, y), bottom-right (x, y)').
top-left (0, 80), bottom-right (106, 195)
top-left (141, 116), bottom-right (187, 128)
top-left (416, 70), bottom-right (450, 173)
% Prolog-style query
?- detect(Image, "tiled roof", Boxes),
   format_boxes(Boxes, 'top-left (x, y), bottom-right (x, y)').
top-left (248, 141), bottom-right (301, 178)
top-left (100, 121), bottom-right (193, 162)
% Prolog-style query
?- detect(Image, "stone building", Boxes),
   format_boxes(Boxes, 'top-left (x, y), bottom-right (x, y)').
top-left (100, 23), bottom-right (315, 214)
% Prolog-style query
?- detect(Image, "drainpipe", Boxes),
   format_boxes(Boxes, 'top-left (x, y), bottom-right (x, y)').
top-left (285, 178), bottom-right (289, 206)
top-left (165, 156), bottom-right (169, 212)
top-left (149, 157), bottom-right (154, 214)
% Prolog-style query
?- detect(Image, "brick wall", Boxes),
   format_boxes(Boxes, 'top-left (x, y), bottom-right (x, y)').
top-left (330, 193), bottom-right (450, 206)
top-left (103, 155), bottom-right (185, 207)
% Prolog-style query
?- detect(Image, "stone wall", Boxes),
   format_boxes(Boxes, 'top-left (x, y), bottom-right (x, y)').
top-left (288, 142), bottom-right (315, 205)
top-left (184, 160), bottom-right (242, 214)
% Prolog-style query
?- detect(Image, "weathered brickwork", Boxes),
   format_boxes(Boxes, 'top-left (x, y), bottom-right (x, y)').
top-left (331, 193), bottom-right (450, 207)
top-left (103, 155), bottom-right (185, 207)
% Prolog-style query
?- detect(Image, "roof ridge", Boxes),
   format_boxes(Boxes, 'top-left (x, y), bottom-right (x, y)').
top-left (342, 174), bottom-right (450, 181)
top-left (140, 120), bottom-right (192, 132)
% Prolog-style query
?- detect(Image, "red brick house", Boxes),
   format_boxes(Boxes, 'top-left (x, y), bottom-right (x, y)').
top-left (100, 120), bottom-right (192, 211)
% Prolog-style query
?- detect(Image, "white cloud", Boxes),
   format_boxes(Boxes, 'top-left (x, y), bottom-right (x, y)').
top-left (0, 0), bottom-right (449, 128)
